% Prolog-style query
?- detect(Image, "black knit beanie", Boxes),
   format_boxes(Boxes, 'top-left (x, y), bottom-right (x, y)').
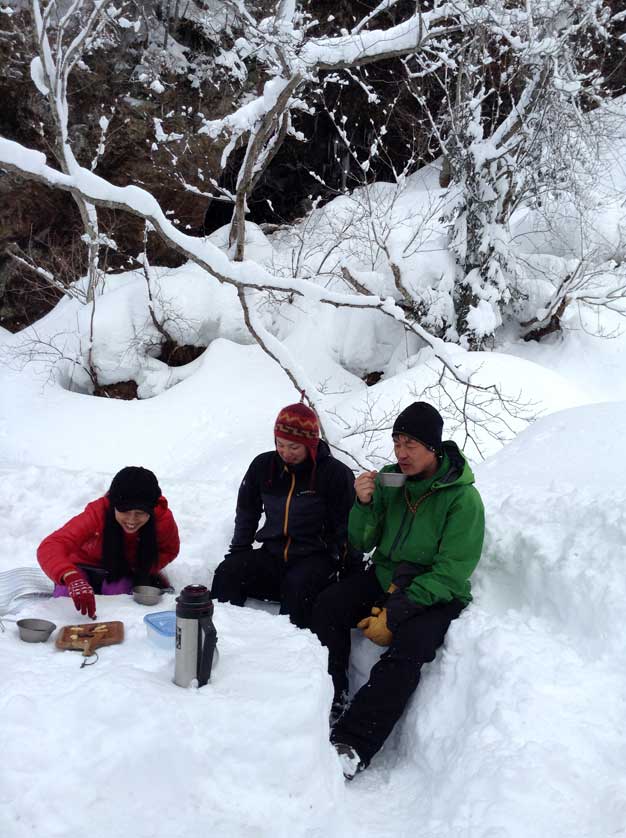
top-left (392, 402), bottom-right (444, 452)
top-left (108, 466), bottom-right (161, 513)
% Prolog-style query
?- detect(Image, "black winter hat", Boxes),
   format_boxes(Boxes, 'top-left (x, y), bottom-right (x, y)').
top-left (108, 466), bottom-right (161, 513)
top-left (392, 402), bottom-right (444, 452)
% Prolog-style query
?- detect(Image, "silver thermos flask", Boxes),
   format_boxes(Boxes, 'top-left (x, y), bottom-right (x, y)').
top-left (173, 584), bottom-right (218, 688)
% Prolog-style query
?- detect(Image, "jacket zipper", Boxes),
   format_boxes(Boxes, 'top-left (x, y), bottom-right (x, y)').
top-left (397, 489), bottom-right (435, 552)
top-left (387, 505), bottom-right (410, 562)
top-left (388, 489), bottom-right (436, 562)
top-left (283, 471), bottom-right (296, 562)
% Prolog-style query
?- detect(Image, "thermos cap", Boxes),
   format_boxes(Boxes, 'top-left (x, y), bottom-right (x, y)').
top-left (176, 584), bottom-right (214, 617)
top-left (179, 584), bottom-right (210, 599)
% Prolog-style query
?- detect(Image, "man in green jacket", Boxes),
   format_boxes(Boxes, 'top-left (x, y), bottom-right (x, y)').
top-left (311, 401), bottom-right (484, 779)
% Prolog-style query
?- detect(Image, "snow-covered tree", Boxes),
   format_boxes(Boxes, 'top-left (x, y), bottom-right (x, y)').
top-left (1, 0), bottom-right (624, 457)
top-left (405, 0), bottom-right (622, 348)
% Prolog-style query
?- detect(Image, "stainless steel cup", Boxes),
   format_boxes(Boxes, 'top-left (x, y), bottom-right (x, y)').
top-left (17, 618), bottom-right (56, 642)
top-left (377, 471), bottom-right (407, 488)
top-left (133, 586), bottom-right (165, 606)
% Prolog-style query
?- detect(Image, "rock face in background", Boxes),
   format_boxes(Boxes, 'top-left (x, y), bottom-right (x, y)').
top-left (0, 4), bottom-right (250, 329)
top-left (0, 1), bottom-right (435, 330)
top-left (1, 1), bottom-right (624, 332)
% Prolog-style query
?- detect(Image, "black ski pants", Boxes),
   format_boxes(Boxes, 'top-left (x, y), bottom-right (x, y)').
top-left (211, 545), bottom-right (336, 630)
top-left (310, 565), bottom-right (464, 766)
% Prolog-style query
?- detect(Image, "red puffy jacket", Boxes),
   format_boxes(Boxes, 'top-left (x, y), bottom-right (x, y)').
top-left (37, 495), bottom-right (180, 584)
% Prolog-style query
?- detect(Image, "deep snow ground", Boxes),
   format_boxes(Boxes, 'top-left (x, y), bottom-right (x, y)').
top-left (2, 324), bottom-right (626, 836)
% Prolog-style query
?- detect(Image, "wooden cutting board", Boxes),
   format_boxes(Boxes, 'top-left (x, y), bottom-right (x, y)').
top-left (56, 621), bottom-right (124, 656)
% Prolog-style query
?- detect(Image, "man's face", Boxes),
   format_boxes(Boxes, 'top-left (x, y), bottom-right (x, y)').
top-left (393, 433), bottom-right (438, 477)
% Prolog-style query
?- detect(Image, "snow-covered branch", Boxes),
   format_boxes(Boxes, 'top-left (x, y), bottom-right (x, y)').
top-left (29, 0), bottom-right (117, 304)
top-left (0, 134), bottom-right (477, 388)
top-left (301, 11), bottom-right (443, 71)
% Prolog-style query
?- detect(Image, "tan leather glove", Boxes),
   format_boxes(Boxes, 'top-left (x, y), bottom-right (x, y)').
top-left (357, 606), bottom-right (393, 647)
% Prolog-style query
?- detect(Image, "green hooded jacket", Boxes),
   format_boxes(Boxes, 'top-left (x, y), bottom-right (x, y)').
top-left (348, 441), bottom-right (485, 608)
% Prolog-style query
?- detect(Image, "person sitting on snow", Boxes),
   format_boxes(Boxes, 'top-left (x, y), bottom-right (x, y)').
top-left (311, 401), bottom-right (485, 779)
top-left (211, 400), bottom-right (361, 630)
top-left (37, 466), bottom-right (180, 619)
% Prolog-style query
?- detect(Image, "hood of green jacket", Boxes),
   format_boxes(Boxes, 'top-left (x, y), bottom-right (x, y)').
top-left (432, 441), bottom-right (475, 488)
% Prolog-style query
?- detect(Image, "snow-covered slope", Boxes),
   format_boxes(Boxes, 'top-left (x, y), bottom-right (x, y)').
top-left (2, 322), bottom-right (626, 837)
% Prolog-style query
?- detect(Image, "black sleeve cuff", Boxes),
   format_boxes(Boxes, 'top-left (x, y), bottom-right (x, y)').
top-left (227, 544), bottom-right (252, 555)
top-left (391, 561), bottom-right (422, 590)
top-left (385, 590), bottom-right (425, 632)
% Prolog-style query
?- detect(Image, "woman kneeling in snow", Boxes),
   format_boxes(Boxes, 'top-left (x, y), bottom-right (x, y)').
top-left (37, 466), bottom-right (180, 619)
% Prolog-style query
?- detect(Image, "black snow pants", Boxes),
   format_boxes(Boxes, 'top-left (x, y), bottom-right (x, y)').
top-left (211, 546), bottom-right (336, 630)
top-left (310, 565), bottom-right (464, 766)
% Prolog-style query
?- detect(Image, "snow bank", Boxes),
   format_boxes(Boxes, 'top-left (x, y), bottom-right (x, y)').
top-left (476, 401), bottom-right (626, 654)
top-left (327, 346), bottom-right (592, 464)
top-left (3, 367), bottom-right (626, 837)
top-left (0, 339), bottom-right (297, 480)
top-left (1, 594), bottom-right (344, 838)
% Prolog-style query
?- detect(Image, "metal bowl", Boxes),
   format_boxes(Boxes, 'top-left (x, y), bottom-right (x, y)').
top-left (17, 618), bottom-right (56, 643)
top-left (377, 471), bottom-right (407, 488)
top-left (133, 586), bottom-right (164, 606)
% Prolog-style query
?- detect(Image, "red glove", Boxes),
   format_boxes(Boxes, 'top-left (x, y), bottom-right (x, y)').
top-left (65, 573), bottom-right (96, 619)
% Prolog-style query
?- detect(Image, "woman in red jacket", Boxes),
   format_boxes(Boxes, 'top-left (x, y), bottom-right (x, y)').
top-left (37, 466), bottom-right (180, 619)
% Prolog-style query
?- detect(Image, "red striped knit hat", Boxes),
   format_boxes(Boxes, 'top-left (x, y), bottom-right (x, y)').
top-left (274, 402), bottom-right (320, 462)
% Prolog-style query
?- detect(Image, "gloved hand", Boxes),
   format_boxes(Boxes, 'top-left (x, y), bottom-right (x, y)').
top-left (357, 606), bottom-right (393, 647)
top-left (65, 573), bottom-right (96, 619)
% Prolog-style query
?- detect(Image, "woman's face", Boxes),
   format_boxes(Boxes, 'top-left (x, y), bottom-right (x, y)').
top-left (276, 438), bottom-right (308, 465)
top-left (114, 508), bottom-right (150, 534)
